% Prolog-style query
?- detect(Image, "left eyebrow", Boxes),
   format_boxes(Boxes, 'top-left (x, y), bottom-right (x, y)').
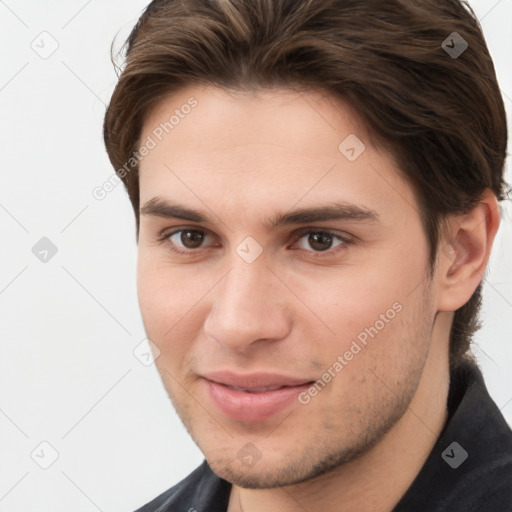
top-left (267, 202), bottom-right (380, 229)
top-left (140, 196), bottom-right (380, 230)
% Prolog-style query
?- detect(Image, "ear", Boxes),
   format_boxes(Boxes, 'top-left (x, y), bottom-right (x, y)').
top-left (436, 189), bottom-right (501, 312)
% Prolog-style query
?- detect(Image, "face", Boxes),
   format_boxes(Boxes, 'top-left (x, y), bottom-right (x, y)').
top-left (136, 85), bottom-right (438, 488)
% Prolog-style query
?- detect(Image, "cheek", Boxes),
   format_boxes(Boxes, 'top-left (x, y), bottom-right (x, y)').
top-left (136, 255), bottom-right (181, 344)
top-left (307, 264), bottom-right (416, 339)
top-left (136, 255), bottom-right (213, 362)
top-left (308, 254), bottom-right (430, 377)
top-left (136, 227), bottom-right (428, 353)
top-left (136, 253), bottom-right (198, 321)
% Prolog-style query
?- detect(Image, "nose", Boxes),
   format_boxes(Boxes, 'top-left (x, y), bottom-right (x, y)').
top-left (202, 256), bottom-right (291, 353)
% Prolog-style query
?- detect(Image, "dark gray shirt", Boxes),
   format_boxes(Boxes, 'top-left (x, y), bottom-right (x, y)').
top-left (134, 360), bottom-right (512, 511)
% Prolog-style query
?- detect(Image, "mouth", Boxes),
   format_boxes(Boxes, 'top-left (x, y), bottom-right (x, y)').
top-left (201, 376), bottom-right (315, 422)
top-left (201, 370), bottom-right (315, 389)
top-left (222, 383), bottom-right (313, 393)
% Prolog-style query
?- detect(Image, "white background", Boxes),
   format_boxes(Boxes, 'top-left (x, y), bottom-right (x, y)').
top-left (0, 1), bottom-right (511, 510)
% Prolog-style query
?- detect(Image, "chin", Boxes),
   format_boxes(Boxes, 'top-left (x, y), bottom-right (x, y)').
top-left (204, 443), bottom-right (353, 489)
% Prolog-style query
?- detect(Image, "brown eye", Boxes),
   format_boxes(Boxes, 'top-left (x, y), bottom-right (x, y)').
top-left (158, 228), bottom-right (351, 257)
top-left (161, 229), bottom-right (211, 254)
top-left (293, 230), bottom-right (348, 255)
top-left (177, 230), bottom-right (206, 249)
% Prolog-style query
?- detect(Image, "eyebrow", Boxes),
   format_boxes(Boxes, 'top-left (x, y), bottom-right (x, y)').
top-left (140, 196), bottom-right (380, 230)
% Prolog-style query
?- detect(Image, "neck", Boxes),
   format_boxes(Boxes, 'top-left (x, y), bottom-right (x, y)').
top-left (227, 312), bottom-right (452, 512)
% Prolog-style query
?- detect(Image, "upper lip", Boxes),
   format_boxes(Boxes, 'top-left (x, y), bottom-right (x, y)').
top-left (201, 371), bottom-right (314, 389)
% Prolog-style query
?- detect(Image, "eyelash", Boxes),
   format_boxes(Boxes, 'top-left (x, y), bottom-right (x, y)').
top-left (156, 227), bottom-right (353, 258)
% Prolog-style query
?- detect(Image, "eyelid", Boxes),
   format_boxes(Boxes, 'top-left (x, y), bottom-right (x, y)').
top-left (292, 226), bottom-right (352, 240)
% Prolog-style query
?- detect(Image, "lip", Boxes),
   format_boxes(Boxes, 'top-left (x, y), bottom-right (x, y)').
top-left (201, 370), bottom-right (314, 388)
top-left (200, 371), bottom-right (315, 422)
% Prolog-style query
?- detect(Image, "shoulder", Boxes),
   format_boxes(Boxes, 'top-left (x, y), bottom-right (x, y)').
top-left (394, 359), bottom-right (512, 511)
top-left (132, 459), bottom-right (231, 512)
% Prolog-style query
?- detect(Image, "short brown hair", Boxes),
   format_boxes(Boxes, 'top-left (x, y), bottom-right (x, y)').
top-left (103, 0), bottom-right (508, 369)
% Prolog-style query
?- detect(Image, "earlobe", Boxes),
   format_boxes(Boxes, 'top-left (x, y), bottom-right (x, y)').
top-left (437, 189), bottom-right (500, 312)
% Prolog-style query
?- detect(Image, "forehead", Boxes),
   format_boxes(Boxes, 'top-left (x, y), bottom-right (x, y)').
top-left (137, 85), bottom-right (415, 224)
top-left (141, 84), bottom-right (368, 154)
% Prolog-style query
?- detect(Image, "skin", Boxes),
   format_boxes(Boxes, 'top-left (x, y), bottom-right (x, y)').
top-left (136, 85), bottom-right (500, 512)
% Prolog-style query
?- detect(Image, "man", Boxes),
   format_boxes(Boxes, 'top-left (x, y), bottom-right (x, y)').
top-left (103, 0), bottom-right (512, 510)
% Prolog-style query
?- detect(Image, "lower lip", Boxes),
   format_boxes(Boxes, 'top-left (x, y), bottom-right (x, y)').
top-left (202, 379), bottom-right (313, 422)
